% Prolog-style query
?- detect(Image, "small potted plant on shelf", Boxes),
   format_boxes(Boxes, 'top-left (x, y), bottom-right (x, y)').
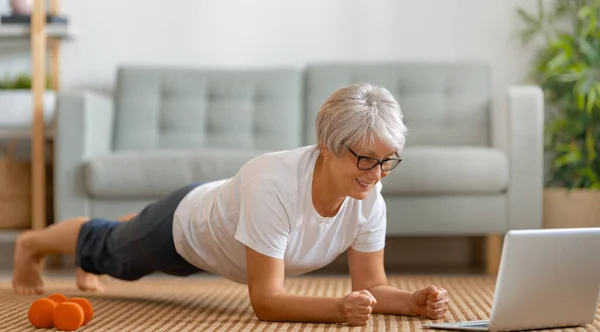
top-left (0, 72), bottom-right (55, 128)
top-left (517, 0), bottom-right (600, 228)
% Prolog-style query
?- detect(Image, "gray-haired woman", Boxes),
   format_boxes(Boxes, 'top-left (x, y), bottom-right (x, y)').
top-left (12, 83), bottom-right (449, 326)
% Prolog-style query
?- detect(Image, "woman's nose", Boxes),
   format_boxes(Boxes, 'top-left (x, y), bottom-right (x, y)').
top-left (367, 165), bottom-right (382, 180)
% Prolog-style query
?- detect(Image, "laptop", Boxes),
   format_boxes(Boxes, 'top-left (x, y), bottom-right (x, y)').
top-left (423, 227), bottom-right (600, 331)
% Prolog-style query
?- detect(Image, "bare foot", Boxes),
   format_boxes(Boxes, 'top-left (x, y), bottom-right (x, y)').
top-left (76, 268), bottom-right (105, 292)
top-left (12, 231), bottom-right (44, 295)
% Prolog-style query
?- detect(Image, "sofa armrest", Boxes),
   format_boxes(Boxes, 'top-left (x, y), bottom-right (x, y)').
top-left (506, 85), bottom-right (545, 230)
top-left (54, 91), bottom-right (114, 221)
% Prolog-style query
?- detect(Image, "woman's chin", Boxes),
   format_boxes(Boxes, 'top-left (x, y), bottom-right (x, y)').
top-left (349, 188), bottom-right (372, 200)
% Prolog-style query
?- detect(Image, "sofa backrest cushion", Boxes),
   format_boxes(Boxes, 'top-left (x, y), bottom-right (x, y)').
top-left (112, 66), bottom-right (303, 151)
top-left (303, 62), bottom-right (491, 147)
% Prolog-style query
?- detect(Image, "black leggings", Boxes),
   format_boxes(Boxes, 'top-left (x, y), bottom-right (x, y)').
top-left (75, 183), bottom-right (203, 281)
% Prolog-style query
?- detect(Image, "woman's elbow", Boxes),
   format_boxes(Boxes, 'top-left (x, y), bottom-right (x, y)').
top-left (251, 300), bottom-right (277, 322)
top-left (251, 290), bottom-right (289, 322)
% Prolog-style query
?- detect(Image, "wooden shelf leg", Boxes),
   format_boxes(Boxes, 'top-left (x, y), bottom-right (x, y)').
top-left (31, 0), bottom-right (47, 231)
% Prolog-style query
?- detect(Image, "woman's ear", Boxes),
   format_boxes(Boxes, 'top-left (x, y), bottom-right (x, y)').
top-left (318, 143), bottom-right (331, 161)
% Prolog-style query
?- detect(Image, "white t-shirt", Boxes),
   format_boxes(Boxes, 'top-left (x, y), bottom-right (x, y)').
top-left (172, 145), bottom-right (387, 284)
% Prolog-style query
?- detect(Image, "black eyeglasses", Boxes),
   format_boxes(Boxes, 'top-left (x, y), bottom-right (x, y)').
top-left (347, 147), bottom-right (402, 172)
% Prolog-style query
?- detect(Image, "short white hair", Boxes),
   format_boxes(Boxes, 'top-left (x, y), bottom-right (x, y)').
top-left (315, 82), bottom-right (408, 157)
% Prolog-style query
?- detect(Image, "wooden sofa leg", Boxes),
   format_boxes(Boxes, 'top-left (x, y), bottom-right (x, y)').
top-left (485, 235), bottom-right (503, 276)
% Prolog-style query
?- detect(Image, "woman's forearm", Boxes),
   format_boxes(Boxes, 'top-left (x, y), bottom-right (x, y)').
top-left (369, 285), bottom-right (416, 316)
top-left (254, 292), bottom-right (344, 323)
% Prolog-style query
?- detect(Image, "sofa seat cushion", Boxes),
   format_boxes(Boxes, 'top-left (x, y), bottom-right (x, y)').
top-left (84, 149), bottom-right (268, 199)
top-left (381, 147), bottom-right (508, 195)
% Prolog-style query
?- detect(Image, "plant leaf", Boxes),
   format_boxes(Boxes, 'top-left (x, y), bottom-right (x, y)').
top-left (555, 143), bottom-right (573, 152)
top-left (578, 38), bottom-right (598, 65)
top-left (548, 52), bottom-right (570, 70)
top-left (586, 127), bottom-right (596, 161)
top-left (553, 151), bottom-right (581, 167)
top-left (559, 71), bottom-right (583, 82)
top-left (577, 91), bottom-right (586, 110)
top-left (587, 87), bottom-right (597, 113)
top-left (577, 5), bottom-right (592, 20)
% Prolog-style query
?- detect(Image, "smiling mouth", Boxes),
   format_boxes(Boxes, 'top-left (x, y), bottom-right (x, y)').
top-left (355, 179), bottom-right (374, 187)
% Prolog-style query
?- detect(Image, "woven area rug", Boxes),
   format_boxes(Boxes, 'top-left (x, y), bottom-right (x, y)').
top-left (1, 275), bottom-right (599, 331)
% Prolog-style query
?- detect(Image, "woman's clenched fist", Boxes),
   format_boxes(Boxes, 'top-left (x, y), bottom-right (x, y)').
top-left (339, 290), bottom-right (377, 326)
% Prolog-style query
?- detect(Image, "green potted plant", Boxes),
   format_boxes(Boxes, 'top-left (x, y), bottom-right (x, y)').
top-left (517, 0), bottom-right (600, 228)
top-left (0, 72), bottom-right (55, 127)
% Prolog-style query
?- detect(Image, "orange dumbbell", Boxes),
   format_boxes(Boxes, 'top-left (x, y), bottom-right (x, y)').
top-left (47, 293), bottom-right (69, 304)
top-left (68, 298), bottom-right (94, 326)
top-left (53, 302), bottom-right (84, 331)
top-left (27, 293), bottom-right (95, 331)
top-left (28, 298), bottom-right (57, 328)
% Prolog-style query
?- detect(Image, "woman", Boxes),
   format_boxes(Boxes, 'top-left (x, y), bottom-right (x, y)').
top-left (12, 83), bottom-right (449, 326)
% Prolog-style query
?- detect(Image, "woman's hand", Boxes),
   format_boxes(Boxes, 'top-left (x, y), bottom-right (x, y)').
top-left (339, 290), bottom-right (378, 326)
top-left (410, 285), bottom-right (449, 320)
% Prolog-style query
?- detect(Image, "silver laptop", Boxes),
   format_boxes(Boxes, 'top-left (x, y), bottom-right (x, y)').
top-left (424, 227), bottom-right (600, 332)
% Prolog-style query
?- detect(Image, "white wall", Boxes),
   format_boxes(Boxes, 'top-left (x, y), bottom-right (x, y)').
top-left (2, 0), bottom-right (539, 90)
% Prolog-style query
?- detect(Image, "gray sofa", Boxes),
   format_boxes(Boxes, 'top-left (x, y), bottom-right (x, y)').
top-left (54, 62), bottom-right (544, 274)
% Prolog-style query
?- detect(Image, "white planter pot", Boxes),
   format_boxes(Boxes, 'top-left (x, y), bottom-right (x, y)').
top-left (0, 90), bottom-right (56, 127)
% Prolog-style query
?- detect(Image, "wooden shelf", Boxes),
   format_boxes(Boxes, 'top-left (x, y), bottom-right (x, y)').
top-left (0, 0), bottom-right (64, 235)
top-left (0, 23), bottom-right (76, 40)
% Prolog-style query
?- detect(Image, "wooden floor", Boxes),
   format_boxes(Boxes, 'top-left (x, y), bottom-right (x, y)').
top-left (2, 274), bottom-right (598, 332)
